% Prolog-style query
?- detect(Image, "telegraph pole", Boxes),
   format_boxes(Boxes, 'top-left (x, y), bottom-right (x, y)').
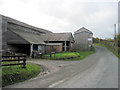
top-left (114, 24), bottom-right (116, 40)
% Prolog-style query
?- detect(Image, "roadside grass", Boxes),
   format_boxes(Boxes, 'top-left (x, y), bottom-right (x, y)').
top-left (74, 47), bottom-right (95, 60)
top-left (42, 47), bottom-right (95, 60)
top-left (93, 43), bottom-right (120, 58)
top-left (43, 52), bottom-right (80, 60)
top-left (93, 43), bottom-right (105, 47)
top-left (2, 63), bottom-right (41, 87)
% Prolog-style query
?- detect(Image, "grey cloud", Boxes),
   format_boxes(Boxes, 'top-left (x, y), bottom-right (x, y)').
top-left (0, 0), bottom-right (117, 39)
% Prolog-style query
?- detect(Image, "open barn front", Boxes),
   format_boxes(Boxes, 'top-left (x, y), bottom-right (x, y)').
top-left (8, 44), bottom-right (30, 55)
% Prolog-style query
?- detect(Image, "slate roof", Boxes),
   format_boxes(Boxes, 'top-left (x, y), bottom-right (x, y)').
top-left (41, 33), bottom-right (74, 42)
top-left (1, 14), bottom-right (52, 34)
top-left (10, 29), bottom-right (45, 44)
top-left (75, 27), bottom-right (93, 34)
top-left (1, 15), bottom-right (75, 44)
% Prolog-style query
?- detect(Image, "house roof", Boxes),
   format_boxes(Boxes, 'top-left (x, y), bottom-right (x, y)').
top-left (1, 14), bottom-right (52, 34)
top-left (74, 27), bottom-right (93, 34)
top-left (41, 33), bottom-right (74, 42)
top-left (10, 29), bottom-right (45, 44)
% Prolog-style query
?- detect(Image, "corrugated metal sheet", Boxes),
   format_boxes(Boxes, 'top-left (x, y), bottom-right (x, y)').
top-left (41, 33), bottom-right (74, 42)
top-left (10, 29), bottom-right (45, 44)
top-left (2, 15), bottom-right (52, 34)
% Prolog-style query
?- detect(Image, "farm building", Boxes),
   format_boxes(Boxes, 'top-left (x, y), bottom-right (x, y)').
top-left (1, 15), bottom-right (52, 55)
top-left (73, 27), bottom-right (93, 51)
top-left (42, 33), bottom-right (74, 53)
top-left (45, 43), bottom-right (63, 53)
top-left (0, 15), bottom-right (74, 55)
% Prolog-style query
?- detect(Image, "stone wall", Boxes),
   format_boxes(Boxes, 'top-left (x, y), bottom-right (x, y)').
top-left (45, 44), bottom-right (63, 53)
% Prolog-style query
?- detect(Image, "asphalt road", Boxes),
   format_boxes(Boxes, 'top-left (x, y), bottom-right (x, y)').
top-left (4, 46), bottom-right (118, 88)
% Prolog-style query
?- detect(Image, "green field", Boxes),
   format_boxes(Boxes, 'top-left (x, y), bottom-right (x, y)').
top-left (2, 63), bottom-right (41, 87)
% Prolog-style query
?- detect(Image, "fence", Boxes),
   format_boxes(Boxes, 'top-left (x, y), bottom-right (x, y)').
top-left (2, 54), bottom-right (26, 68)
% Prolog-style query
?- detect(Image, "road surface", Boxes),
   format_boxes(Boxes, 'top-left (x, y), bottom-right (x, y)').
top-left (4, 46), bottom-right (118, 88)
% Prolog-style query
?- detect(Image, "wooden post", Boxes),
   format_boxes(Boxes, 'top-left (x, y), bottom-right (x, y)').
top-left (65, 41), bottom-right (67, 51)
top-left (30, 44), bottom-right (33, 57)
top-left (50, 46), bottom-right (52, 58)
top-left (18, 56), bottom-right (20, 63)
top-left (22, 58), bottom-right (26, 68)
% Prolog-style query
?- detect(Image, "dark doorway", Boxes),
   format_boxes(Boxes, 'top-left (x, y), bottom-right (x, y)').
top-left (8, 44), bottom-right (30, 55)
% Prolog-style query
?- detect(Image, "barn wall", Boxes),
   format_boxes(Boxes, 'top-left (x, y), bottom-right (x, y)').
top-left (74, 32), bottom-right (88, 51)
top-left (2, 17), bottom-right (8, 53)
top-left (45, 45), bottom-right (62, 53)
top-left (88, 34), bottom-right (93, 45)
top-left (74, 32), bottom-right (93, 51)
top-left (55, 45), bottom-right (62, 52)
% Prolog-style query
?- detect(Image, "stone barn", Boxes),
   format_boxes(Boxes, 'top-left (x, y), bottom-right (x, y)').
top-left (0, 15), bottom-right (75, 55)
top-left (42, 33), bottom-right (74, 53)
top-left (45, 43), bottom-right (63, 53)
top-left (73, 27), bottom-right (93, 51)
top-left (1, 15), bottom-right (52, 55)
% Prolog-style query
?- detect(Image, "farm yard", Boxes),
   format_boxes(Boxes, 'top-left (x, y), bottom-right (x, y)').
top-left (0, 1), bottom-right (118, 88)
top-left (1, 15), bottom-right (96, 87)
top-left (1, 14), bottom-right (118, 88)
top-left (1, 47), bottom-right (95, 87)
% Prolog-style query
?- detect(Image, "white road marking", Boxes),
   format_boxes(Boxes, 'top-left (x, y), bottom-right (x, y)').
top-left (48, 78), bottom-right (69, 88)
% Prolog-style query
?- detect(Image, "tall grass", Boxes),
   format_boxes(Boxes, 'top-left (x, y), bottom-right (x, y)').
top-left (2, 63), bottom-right (41, 87)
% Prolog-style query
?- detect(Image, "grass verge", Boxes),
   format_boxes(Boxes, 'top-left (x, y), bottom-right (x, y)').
top-left (42, 47), bottom-right (95, 60)
top-left (93, 43), bottom-right (120, 58)
top-left (73, 47), bottom-right (95, 60)
top-left (43, 52), bottom-right (80, 60)
top-left (2, 63), bottom-right (41, 87)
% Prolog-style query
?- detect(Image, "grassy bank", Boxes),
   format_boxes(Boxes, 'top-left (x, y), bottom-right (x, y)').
top-left (2, 63), bottom-right (41, 87)
top-left (42, 47), bottom-right (95, 60)
top-left (75, 47), bottom-right (95, 60)
top-left (93, 43), bottom-right (120, 58)
top-left (43, 52), bottom-right (80, 60)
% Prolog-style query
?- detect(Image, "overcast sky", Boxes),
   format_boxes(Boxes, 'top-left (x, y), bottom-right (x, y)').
top-left (0, 0), bottom-right (118, 39)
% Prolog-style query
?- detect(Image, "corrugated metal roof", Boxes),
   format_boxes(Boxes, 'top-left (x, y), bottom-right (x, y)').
top-left (75, 27), bottom-right (93, 34)
top-left (41, 33), bottom-right (74, 42)
top-left (10, 29), bottom-right (45, 44)
top-left (1, 15), bottom-right (52, 34)
top-left (46, 43), bottom-right (62, 46)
